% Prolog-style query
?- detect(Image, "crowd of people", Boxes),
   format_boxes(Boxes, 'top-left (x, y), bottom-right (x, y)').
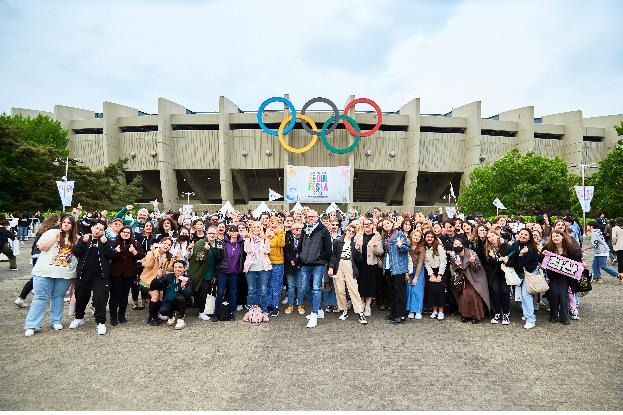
top-left (3, 202), bottom-right (622, 337)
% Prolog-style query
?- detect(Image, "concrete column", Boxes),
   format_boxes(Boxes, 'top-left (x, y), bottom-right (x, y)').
top-left (157, 98), bottom-right (185, 211)
top-left (218, 96), bottom-right (238, 204)
top-left (499, 106), bottom-right (535, 154)
top-left (346, 95), bottom-right (356, 211)
top-left (400, 98), bottom-right (421, 212)
top-left (282, 93), bottom-right (291, 212)
top-left (102, 102), bottom-right (138, 165)
top-left (542, 110), bottom-right (583, 166)
top-left (453, 101), bottom-right (482, 184)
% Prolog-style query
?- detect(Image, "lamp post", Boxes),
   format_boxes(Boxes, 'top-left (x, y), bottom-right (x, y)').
top-left (53, 157), bottom-right (81, 213)
top-left (569, 162), bottom-right (597, 231)
top-left (181, 191), bottom-right (195, 205)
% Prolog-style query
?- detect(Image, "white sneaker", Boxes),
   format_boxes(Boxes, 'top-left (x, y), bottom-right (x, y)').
top-left (198, 313), bottom-right (210, 321)
top-left (306, 313), bottom-right (318, 328)
top-left (430, 311), bottom-right (438, 319)
top-left (167, 317), bottom-right (176, 326)
top-left (52, 323), bottom-right (63, 331)
top-left (317, 309), bottom-right (325, 319)
top-left (96, 323), bottom-right (107, 335)
top-left (24, 329), bottom-right (35, 337)
top-left (415, 313), bottom-right (422, 320)
top-left (281, 297), bottom-right (288, 305)
top-left (338, 311), bottom-right (348, 321)
top-left (570, 309), bottom-right (580, 320)
top-left (407, 312), bottom-right (415, 319)
top-left (157, 313), bottom-right (168, 321)
top-left (174, 319), bottom-right (185, 330)
top-left (437, 312), bottom-right (445, 320)
top-left (364, 306), bottom-right (372, 317)
top-left (524, 322), bottom-right (535, 329)
top-left (69, 319), bottom-right (85, 329)
top-left (14, 298), bottom-right (28, 308)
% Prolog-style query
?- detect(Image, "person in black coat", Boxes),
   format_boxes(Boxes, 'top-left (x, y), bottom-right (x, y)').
top-left (69, 220), bottom-right (116, 335)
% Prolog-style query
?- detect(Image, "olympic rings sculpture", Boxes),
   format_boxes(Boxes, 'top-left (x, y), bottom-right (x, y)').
top-left (257, 96), bottom-right (382, 154)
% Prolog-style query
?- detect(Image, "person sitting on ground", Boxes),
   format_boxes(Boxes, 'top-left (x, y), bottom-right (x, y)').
top-left (158, 260), bottom-right (193, 330)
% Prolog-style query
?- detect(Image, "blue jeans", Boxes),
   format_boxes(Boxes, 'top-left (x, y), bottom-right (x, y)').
top-left (592, 255), bottom-right (618, 278)
top-left (246, 270), bottom-right (269, 312)
top-left (268, 264), bottom-right (284, 309)
top-left (300, 264), bottom-right (325, 314)
top-left (520, 272), bottom-right (536, 324)
top-left (24, 276), bottom-right (72, 330)
top-left (216, 272), bottom-right (239, 316)
top-left (286, 269), bottom-right (304, 306)
top-left (18, 226), bottom-right (28, 241)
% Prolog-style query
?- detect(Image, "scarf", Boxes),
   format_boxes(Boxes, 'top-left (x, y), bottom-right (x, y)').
top-left (304, 221), bottom-right (319, 236)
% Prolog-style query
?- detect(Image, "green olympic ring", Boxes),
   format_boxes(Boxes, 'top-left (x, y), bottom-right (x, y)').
top-left (321, 114), bottom-right (361, 154)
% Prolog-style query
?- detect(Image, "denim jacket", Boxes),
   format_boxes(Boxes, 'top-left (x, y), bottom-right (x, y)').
top-left (385, 230), bottom-right (411, 275)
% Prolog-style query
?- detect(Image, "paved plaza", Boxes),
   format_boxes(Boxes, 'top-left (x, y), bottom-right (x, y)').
top-left (0, 246), bottom-right (622, 410)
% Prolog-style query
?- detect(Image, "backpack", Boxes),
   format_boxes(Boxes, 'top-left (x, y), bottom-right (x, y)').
top-left (243, 305), bottom-right (266, 324)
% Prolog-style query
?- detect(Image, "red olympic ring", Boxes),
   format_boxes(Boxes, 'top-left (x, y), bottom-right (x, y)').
top-left (343, 97), bottom-right (383, 137)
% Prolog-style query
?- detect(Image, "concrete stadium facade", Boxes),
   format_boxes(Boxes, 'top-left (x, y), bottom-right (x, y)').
top-left (12, 97), bottom-right (623, 213)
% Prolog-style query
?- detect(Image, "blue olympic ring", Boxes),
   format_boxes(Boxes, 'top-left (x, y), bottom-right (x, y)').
top-left (257, 97), bottom-right (297, 136)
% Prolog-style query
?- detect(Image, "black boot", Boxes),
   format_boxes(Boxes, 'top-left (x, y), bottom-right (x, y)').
top-left (148, 302), bottom-right (161, 326)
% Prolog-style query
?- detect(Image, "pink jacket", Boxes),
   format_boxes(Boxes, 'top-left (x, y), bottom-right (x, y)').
top-left (243, 237), bottom-right (272, 272)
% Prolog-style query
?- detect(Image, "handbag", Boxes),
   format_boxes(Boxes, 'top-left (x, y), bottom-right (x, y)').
top-left (203, 279), bottom-right (218, 315)
top-left (500, 264), bottom-right (521, 286)
top-left (571, 269), bottom-right (592, 294)
top-left (450, 268), bottom-right (464, 293)
top-left (525, 268), bottom-right (549, 294)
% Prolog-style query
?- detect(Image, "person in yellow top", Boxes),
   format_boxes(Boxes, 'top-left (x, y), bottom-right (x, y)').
top-left (266, 216), bottom-right (285, 317)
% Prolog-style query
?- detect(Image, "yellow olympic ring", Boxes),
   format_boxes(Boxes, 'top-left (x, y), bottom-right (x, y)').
top-left (277, 114), bottom-right (318, 154)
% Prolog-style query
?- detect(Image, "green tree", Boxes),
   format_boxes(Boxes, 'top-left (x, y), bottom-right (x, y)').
top-left (590, 122), bottom-right (623, 217)
top-left (0, 114), bottom-right (141, 213)
top-left (458, 149), bottom-right (578, 217)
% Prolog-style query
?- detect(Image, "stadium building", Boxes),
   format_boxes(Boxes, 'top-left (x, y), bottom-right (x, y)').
top-left (12, 97), bottom-right (623, 213)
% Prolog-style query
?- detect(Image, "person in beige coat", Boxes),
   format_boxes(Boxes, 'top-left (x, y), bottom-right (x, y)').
top-left (611, 217), bottom-right (623, 279)
top-left (354, 218), bottom-right (384, 316)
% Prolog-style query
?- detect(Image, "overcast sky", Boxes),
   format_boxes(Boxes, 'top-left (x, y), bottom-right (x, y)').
top-left (1, 0), bottom-right (621, 118)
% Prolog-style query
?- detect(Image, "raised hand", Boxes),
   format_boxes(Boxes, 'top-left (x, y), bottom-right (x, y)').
top-left (114, 245), bottom-right (121, 253)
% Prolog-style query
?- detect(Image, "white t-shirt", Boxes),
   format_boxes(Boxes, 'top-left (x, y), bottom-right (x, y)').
top-left (31, 229), bottom-right (78, 279)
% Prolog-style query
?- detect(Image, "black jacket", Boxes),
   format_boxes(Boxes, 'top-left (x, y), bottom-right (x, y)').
top-left (73, 236), bottom-right (116, 280)
top-left (0, 228), bottom-right (16, 247)
top-left (329, 237), bottom-right (363, 278)
top-left (298, 223), bottom-right (332, 265)
top-left (284, 230), bottom-right (301, 274)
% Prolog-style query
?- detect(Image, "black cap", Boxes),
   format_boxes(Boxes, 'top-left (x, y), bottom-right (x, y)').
top-left (474, 212), bottom-right (483, 217)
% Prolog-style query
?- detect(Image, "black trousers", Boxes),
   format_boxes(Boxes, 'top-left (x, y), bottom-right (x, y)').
top-left (391, 273), bottom-right (407, 318)
top-left (19, 278), bottom-right (34, 299)
top-left (377, 269), bottom-right (392, 308)
top-left (490, 276), bottom-right (510, 315)
top-left (548, 275), bottom-right (570, 322)
top-left (75, 279), bottom-right (110, 324)
top-left (160, 294), bottom-right (189, 318)
top-left (109, 276), bottom-right (132, 320)
top-left (237, 272), bottom-right (248, 306)
top-left (617, 250), bottom-right (623, 273)
top-left (196, 279), bottom-right (212, 314)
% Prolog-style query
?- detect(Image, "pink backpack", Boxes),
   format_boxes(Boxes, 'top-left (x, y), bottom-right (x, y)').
top-left (243, 305), bottom-right (266, 324)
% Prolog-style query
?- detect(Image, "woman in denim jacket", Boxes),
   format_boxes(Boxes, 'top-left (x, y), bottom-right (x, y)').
top-left (384, 221), bottom-right (411, 324)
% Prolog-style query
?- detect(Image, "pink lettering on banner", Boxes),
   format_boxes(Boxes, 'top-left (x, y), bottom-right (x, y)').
top-left (541, 251), bottom-right (584, 280)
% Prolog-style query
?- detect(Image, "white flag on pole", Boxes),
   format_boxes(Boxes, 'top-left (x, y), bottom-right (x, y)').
top-left (445, 206), bottom-right (456, 218)
top-left (449, 183), bottom-right (456, 199)
top-left (492, 198), bottom-right (506, 210)
top-left (56, 180), bottom-right (75, 208)
top-left (574, 186), bottom-right (594, 213)
top-left (268, 188), bottom-right (283, 201)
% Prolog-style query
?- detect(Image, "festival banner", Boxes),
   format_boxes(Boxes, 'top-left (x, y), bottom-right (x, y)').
top-left (541, 251), bottom-right (584, 280)
top-left (285, 165), bottom-right (350, 203)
